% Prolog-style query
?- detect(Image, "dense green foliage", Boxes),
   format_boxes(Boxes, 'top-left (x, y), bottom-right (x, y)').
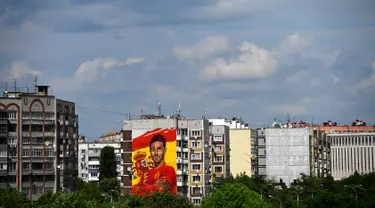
top-left (213, 171), bottom-right (375, 208)
top-left (0, 171), bottom-right (374, 207)
top-left (99, 146), bottom-right (117, 181)
top-left (201, 182), bottom-right (272, 208)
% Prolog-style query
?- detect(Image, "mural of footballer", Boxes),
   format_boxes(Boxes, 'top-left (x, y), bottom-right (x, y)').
top-left (133, 134), bottom-right (177, 195)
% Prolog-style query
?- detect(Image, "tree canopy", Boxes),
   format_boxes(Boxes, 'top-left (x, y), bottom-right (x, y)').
top-left (1, 171), bottom-right (375, 207)
top-left (99, 146), bottom-right (117, 180)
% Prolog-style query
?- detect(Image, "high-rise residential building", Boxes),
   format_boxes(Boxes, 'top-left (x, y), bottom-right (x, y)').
top-left (0, 85), bottom-right (79, 200)
top-left (263, 128), bottom-right (312, 185)
top-left (311, 120), bottom-right (375, 180)
top-left (209, 125), bottom-right (230, 180)
top-left (255, 119), bottom-right (375, 185)
top-left (123, 108), bottom-right (228, 205)
top-left (209, 117), bottom-right (256, 177)
top-left (78, 136), bottom-right (123, 184)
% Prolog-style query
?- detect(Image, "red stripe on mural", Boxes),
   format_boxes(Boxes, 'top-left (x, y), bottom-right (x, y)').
top-left (132, 128), bottom-right (176, 151)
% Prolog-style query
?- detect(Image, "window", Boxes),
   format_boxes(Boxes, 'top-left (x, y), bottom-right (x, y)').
top-left (192, 141), bottom-right (201, 148)
top-left (33, 150), bottom-right (42, 157)
top-left (7, 138), bottom-right (16, 144)
top-left (0, 112), bottom-right (7, 119)
top-left (0, 163), bottom-right (7, 170)
top-left (22, 150), bottom-right (30, 157)
top-left (45, 150), bottom-right (54, 157)
top-left (192, 175), bottom-right (201, 182)
top-left (191, 130), bottom-right (201, 137)
top-left (214, 155), bottom-right (223, 162)
top-left (177, 129), bottom-right (188, 136)
top-left (0, 150), bottom-right (7, 157)
top-left (23, 138), bottom-right (30, 144)
top-left (192, 198), bottom-right (201, 205)
top-left (90, 172), bottom-right (98, 177)
top-left (213, 135), bottom-right (223, 142)
top-left (0, 125), bottom-right (7, 132)
top-left (191, 153), bottom-right (201, 160)
top-left (192, 187), bottom-right (201, 194)
top-left (81, 150), bottom-right (85, 153)
top-left (214, 145), bottom-right (222, 152)
top-left (214, 166), bottom-right (223, 173)
top-left (192, 164), bottom-right (201, 171)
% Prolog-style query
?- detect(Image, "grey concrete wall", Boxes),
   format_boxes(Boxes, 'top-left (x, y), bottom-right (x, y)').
top-left (265, 128), bottom-right (310, 185)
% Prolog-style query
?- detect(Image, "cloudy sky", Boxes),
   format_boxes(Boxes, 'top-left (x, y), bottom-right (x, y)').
top-left (1, 0), bottom-right (375, 138)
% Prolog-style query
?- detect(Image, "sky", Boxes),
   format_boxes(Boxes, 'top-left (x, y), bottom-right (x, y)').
top-left (1, 0), bottom-right (375, 138)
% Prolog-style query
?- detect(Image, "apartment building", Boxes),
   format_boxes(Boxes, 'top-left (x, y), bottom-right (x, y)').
top-left (209, 125), bottom-right (230, 180)
top-left (78, 136), bottom-right (123, 184)
top-left (312, 120), bottom-right (375, 180)
top-left (329, 132), bottom-right (375, 180)
top-left (255, 119), bottom-right (375, 184)
top-left (263, 127), bottom-right (312, 185)
top-left (0, 85), bottom-right (79, 200)
top-left (209, 117), bottom-right (256, 176)
top-left (123, 111), bottom-right (213, 205)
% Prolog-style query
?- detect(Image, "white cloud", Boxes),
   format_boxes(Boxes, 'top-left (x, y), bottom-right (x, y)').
top-left (199, 33), bottom-right (313, 80)
top-left (172, 36), bottom-right (228, 61)
top-left (0, 61), bottom-right (41, 81)
top-left (51, 57), bottom-right (144, 91)
top-left (347, 60), bottom-right (375, 94)
top-left (74, 57), bottom-right (144, 83)
top-left (195, 0), bottom-right (277, 21)
top-left (200, 42), bottom-right (278, 80)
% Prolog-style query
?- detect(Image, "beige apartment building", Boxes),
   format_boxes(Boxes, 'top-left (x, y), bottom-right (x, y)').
top-left (209, 118), bottom-right (255, 177)
top-left (229, 129), bottom-right (254, 177)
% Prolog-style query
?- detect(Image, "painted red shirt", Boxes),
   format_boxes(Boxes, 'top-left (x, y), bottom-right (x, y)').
top-left (133, 162), bottom-right (177, 196)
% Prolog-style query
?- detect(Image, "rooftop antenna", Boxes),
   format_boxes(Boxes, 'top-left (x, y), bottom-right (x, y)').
top-left (157, 102), bottom-right (161, 116)
top-left (141, 108), bottom-right (144, 115)
top-left (12, 79), bottom-right (16, 93)
top-left (203, 109), bottom-right (207, 119)
top-left (34, 76), bottom-right (38, 93)
top-left (178, 102), bottom-right (181, 116)
top-left (5, 82), bottom-right (7, 91)
top-left (287, 112), bottom-right (291, 123)
top-left (128, 111), bottom-right (131, 120)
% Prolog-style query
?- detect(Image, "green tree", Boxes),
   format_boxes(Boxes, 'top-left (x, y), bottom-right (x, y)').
top-left (99, 178), bottom-right (121, 200)
top-left (99, 146), bottom-right (117, 180)
top-left (0, 188), bottom-right (31, 208)
top-left (77, 181), bottom-right (103, 202)
top-left (142, 191), bottom-right (193, 208)
top-left (201, 183), bottom-right (271, 208)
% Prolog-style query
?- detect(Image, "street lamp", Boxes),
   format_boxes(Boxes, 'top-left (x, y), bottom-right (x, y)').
top-left (61, 187), bottom-right (71, 193)
top-left (344, 184), bottom-right (362, 208)
top-left (102, 189), bottom-right (120, 208)
top-left (269, 195), bottom-right (282, 208)
top-left (292, 186), bottom-right (302, 208)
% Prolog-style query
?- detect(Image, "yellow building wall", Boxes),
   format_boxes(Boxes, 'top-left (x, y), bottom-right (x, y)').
top-left (229, 129), bottom-right (252, 177)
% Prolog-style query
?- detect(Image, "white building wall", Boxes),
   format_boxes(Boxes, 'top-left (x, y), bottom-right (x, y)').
top-left (209, 118), bottom-right (249, 129)
top-left (329, 133), bottom-right (375, 180)
top-left (265, 128), bottom-right (310, 185)
top-left (78, 142), bottom-right (123, 183)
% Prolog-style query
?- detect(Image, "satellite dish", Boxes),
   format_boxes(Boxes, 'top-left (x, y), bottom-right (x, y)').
top-left (44, 141), bottom-right (50, 146)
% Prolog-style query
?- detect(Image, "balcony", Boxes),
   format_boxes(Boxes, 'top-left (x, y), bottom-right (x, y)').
top-left (23, 132), bottom-right (55, 137)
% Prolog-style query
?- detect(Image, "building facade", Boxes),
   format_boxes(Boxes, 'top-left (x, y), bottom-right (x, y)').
top-left (264, 128), bottom-right (311, 185)
top-left (209, 118), bottom-right (255, 176)
top-left (328, 132), bottom-right (375, 180)
top-left (209, 125), bottom-right (230, 180)
top-left (0, 86), bottom-right (79, 200)
top-left (123, 113), bottom-right (225, 205)
top-left (255, 119), bottom-right (375, 184)
top-left (78, 136), bottom-right (123, 185)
